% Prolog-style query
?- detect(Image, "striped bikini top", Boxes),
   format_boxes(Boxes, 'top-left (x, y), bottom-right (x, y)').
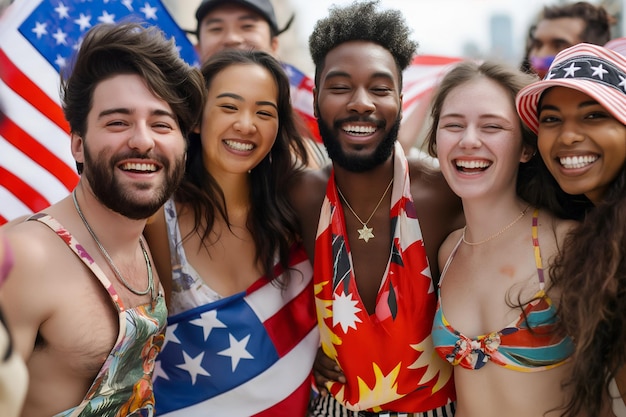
top-left (431, 209), bottom-right (574, 372)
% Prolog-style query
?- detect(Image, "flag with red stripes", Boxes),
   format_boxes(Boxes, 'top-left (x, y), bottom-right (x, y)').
top-left (0, 0), bottom-right (197, 225)
top-left (152, 244), bottom-right (318, 416)
top-left (402, 54), bottom-right (464, 118)
top-left (282, 62), bottom-right (321, 142)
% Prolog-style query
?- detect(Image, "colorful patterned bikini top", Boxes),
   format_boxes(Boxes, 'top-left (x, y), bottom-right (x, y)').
top-left (432, 209), bottom-right (574, 372)
top-left (29, 214), bottom-right (167, 417)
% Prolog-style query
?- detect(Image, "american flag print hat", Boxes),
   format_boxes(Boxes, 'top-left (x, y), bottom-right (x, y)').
top-left (516, 43), bottom-right (626, 134)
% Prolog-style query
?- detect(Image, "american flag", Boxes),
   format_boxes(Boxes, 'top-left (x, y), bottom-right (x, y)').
top-left (152, 247), bottom-right (318, 416)
top-left (402, 54), bottom-right (464, 117)
top-left (0, 0), bottom-right (197, 225)
top-left (0, 0), bottom-right (462, 225)
top-left (283, 61), bottom-right (321, 141)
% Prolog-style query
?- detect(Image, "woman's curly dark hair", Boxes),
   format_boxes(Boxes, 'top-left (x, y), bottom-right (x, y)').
top-left (308, 0), bottom-right (417, 87)
top-left (553, 166), bottom-right (626, 417)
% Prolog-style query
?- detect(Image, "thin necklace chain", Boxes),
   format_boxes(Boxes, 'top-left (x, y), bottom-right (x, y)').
top-left (72, 189), bottom-right (155, 301)
top-left (337, 178), bottom-right (394, 226)
top-left (462, 204), bottom-right (531, 246)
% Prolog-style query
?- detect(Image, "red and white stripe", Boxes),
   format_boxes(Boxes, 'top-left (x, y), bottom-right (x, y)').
top-left (0, 0), bottom-right (78, 224)
top-left (516, 43), bottom-right (626, 134)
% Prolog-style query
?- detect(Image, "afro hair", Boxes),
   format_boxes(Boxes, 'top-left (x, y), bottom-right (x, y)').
top-left (309, 0), bottom-right (418, 84)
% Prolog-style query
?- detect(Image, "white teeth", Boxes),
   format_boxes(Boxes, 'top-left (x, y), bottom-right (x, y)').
top-left (343, 125), bottom-right (376, 136)
top-left (559, 155), bottom-right (598, 169)
top-left (120, 162), bottom-right (157, 172)
top-left (455, 160), bottom-right (491, 169)
top-left (225, 140), bottom-right (254, 151)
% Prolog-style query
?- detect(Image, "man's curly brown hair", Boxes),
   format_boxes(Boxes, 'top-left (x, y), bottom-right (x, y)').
top-left (308, 0), bottom-right (417, 87)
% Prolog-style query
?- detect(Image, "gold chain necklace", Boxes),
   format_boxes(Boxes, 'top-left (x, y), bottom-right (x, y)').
top-left (336, 178), bottom-right (394, 243)
top-left (462, 204), bottom-right (531, 246)
top-left (72, 189), bottom-right (155, 303)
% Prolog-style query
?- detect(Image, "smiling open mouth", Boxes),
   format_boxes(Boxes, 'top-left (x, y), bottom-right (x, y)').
top-left (120, 162), bottom-right (158, 172)
top-left (455, 159), bottom-right (491, 172)
top-left (224, 140), bottom-right (254, 151)
top-left (342, 124), bottom-right (377, 136)
top-left (558, 155), bottom-right (598, 169)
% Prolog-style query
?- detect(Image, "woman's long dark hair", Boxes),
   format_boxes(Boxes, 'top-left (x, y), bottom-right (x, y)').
top-left (553, 166), bottom-right (626, 417)
top-left (175, 49), bottom-right (309, 283)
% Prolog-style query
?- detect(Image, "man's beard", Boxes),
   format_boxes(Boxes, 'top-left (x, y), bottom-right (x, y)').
top-left (317, 111), bottom-right (400, 172)
top-left (83, 145), bottom-right (185, 220)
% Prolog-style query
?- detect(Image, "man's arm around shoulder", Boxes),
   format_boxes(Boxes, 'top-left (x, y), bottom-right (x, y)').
top-left (287, 165), bottom-right (331, 262)
top-left (408, 157), bottom-right (464, 279)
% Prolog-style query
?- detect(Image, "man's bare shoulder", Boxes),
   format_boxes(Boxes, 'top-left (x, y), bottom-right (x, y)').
top-left (1, 221), bottom-right (73, 355)
top-left (0, 214), bottom-right (30, 230)
top-left (4, 220), bottom-right (59, 268)
top-left (2, 217), bottom-right (121, 412)
top-left (288, 165), bottom-right (331, 259)
top-left (2, 220), bottom-right (75, 311)
top-left (407, 156), bottom-right (458, 204)
top-left (288, 165), bottom-right (331, 213)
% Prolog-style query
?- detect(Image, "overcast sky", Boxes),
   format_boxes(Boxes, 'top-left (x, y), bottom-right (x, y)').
top-left (291, 0), bottom-right (602, 61)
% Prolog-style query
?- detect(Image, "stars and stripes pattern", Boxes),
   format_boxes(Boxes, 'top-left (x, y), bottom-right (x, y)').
top-left (153, 246), bottom-right (319, 416)
top-left (516, 43), bottom-right (626, 134)
top-left (0, 0), bottom-right (196, 224)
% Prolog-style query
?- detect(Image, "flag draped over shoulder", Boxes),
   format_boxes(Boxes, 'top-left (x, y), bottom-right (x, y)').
top-left (0, 0), bottom-right (197, 225)
top-left (153, 246), bottom-right (318, 416)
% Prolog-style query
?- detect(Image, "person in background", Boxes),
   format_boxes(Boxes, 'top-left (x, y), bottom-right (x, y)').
top-left (0, 22), bottom-right (204, 417)
top-left (427, 60), bottom-right (577, 417)
top-left (146, 49), bottom-right (318, 416)
top-left (516, 42), bottom-right (626, 417)
top-left (290, 1), bottom-right (462, 415)
top-left (193, 0), bottom-right (290, 64)
top-left (520, 1), bottom-right (612, 78)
